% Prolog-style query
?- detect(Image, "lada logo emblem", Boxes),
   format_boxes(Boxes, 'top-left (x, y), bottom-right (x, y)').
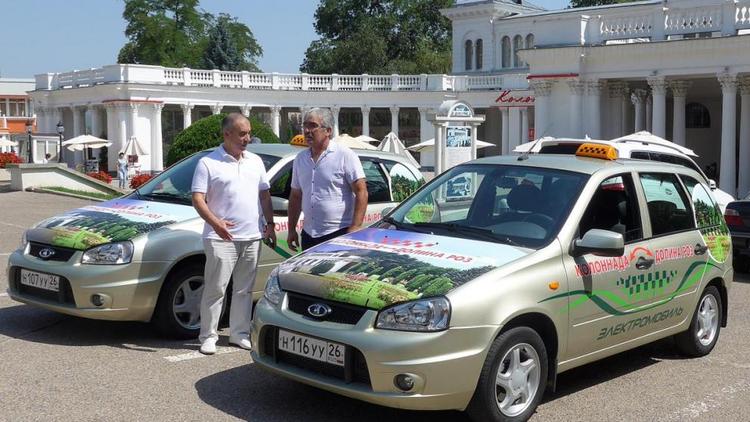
top-left (307, 303), bottom-right (332, 318)
top-left (38, 248), bottom-right (56, 259)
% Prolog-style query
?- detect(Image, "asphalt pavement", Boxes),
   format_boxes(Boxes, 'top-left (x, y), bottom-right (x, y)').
top-left (1, 185), bottom-right (749, 421)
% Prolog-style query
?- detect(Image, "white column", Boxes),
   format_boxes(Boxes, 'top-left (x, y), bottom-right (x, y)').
top-left (418, 107), bottom-right (431, 143)
top-left (529, 79), bottom-right (553, 139)
top-left (718, 73), bottom-right (738, 195)
top-left (118, 104), bottom-right (129, 153)
top-left (390, 106), bottom-right (400, 136)
top-left (738, 78), bottom-right (750, 198)
top-left (671, 81), bottom-right (691, 147)
top-left (181, 103), bottom-right (193, 129)
top-left (645, 96), bottom-right (653, 133)
top-left (608, 81), bottom-right (628, 138)
top-left (72, 106), bottom-right (84, 136)
top-left (129, 103), bottom-right (139, 144)
top-left (89, 105), bottom-right (104, 138)
top-left (361, 106), bottom-right (370, 138)
top-left (631, 89), bottom-right (647, 132)
top-left (241, 105), bottom-right (252, 117)
top-left (271, 106), bottom-right (281, 137)
top-left (586, 80), bottom-right (605, 139)
top-left (648, 77), bottom-right (668, 138)
top-left (151, 103), bottom-right (164, 172)
top-left (331, 106), bottom-right (340, 137)
top-left (621, 92), bottom-right (630, 134)
top-left (520, 107), bottom-right (529, 144)
top-left (567, 80), bottom-right (585, 138)
top-left (501, 107), bottom-right (509, 154)
top-left (105, 104), bottom-right (116, 169)
top-left (509, 107), bottom-right (521, 149)
top-left (210, 103), bottom-right (223, 115)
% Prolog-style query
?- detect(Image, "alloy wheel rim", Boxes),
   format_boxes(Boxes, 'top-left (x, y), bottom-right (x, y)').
top-left (696, 294), bottom-right (719, 346)
top-left (494, 342), bottom-right (541, 417)
top-left (172, 275), bottom-right (203, 330)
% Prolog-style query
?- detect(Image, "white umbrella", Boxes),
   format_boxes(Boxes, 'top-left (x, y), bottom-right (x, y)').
top-left (61, 134), bottom-right (112, 151)
top-left (377, 132), bottom-right (420, 168)
top-left (406, 138), bottom-right (494, 153)
top-left (355, 135), bottom-right (380, 145)
top-left (611, 131), bottom-right (697, 156)
top-left (333, 133), bottom-right (377, 150)
top-left (0, 138), bottom-right (17, 148)
top-left (120, 136), bottom-right (149, 156)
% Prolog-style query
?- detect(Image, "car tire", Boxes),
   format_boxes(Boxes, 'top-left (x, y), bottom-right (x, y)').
top-left (153, 262), bottom-right (206, 339)
top-left (674, 285), bottom-right (722, 358)
top-left (466, 327), bottom-right (548, 422)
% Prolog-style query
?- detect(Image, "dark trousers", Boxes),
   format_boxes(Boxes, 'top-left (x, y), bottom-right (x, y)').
top-left (301, 227), bottom-right (349, 250)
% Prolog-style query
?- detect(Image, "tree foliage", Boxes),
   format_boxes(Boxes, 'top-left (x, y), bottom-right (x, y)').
top-left (569, 0), bottom-right (633, 7)
top-left (166, 114), bottom-right (279, 166)
top-left (300, 0), bottom-right (453, 74)
top-left (118, 0), bottom-right (262, 71)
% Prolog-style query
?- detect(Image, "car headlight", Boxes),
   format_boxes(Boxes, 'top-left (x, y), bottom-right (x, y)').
top-left (20, 230), bottom-right (28, 250)
top-left (264, 267), bottom-right (283, 305)
top-left (81, 241), bottom-right (134, 265)
top-left (375, 297), bottom-right (451, 332)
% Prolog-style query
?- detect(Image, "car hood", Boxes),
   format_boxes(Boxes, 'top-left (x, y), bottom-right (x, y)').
top-left (26, 198), bottom-right (198, 250)
top-left (277, 228), bottom-right (531, 310)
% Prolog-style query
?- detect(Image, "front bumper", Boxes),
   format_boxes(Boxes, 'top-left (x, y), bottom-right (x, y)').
top-left (7, 249), bottom-right (168, 321)
top-left (250, 295), bottom-right (498, 411)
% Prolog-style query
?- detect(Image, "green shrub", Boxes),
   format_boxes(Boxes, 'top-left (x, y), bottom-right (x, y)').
top-left (166, 113), bottom-right (280, 166)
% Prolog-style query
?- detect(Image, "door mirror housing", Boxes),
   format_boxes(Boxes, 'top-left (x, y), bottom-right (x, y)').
top-left (272, 197), bottom-right (289, 215)
top-left (572, 229), bottom-right (624, 257)
top-left (709, 179), bottom-right (717, 190)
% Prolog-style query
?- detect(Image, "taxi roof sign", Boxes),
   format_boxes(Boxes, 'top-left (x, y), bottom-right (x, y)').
top-left (575, 143), bottom-right (618, 160)
top-left (290, 134), bottom-right (308, 147)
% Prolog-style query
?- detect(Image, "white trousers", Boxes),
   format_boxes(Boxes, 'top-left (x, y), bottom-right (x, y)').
top-left (200, 239), bottom-right (260, 342)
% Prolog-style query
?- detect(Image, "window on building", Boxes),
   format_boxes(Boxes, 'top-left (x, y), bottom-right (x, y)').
top-left (465, 40), bottom-right (473, 71)
top-left (686, 103), bottom-right (710, 128)
top-left (501, 36), bottom-right (511, 68)
top-left (475, 39), bottom-right (483, 70)
top-left (526, 34), bottom-right (535, 49)
top-left (0, 101), bottom-right (5, 116)
top-left (513, 35), bottom-right (524, 67)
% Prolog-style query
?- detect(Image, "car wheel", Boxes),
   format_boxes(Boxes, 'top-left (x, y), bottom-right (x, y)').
top-left (674, 285), bottom-right (722, 357)
top-left (153, 263), bottom-right (204, 339)
top-left (467, 327), bottom-right (548, 422)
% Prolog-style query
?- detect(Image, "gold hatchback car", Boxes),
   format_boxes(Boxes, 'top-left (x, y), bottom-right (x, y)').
top-left (251, 144), bottom-right (731, 421)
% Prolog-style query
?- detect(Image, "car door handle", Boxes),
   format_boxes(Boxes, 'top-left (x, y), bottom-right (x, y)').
top-left (694, 243), bottom-right (708, 255)
top-left (635, 257), bottom-right (654, 270)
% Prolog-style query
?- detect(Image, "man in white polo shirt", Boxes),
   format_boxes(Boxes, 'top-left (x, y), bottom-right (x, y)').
top-left (191, 113), bottom-right (275, 355)
top-left (287, 107), bottom-right (367, 251)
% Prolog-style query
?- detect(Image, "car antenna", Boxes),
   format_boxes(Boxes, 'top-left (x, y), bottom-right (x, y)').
top-left (517, 136), bottom-right (544, 161)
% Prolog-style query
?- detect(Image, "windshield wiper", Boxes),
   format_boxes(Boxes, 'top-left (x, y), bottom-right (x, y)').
top-left (141, 192), bottom-right (191, 204)
top-left (381, 216), bottom-right (406, 230)
top-left (412, 222), bottom-right (518, 245)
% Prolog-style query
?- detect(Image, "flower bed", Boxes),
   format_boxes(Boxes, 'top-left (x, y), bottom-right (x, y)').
top-left (87, 171), bottom-right (113, 184)
top-left (130, 173), bottom-right (153, 189)
top-left (0, 152), bottom-right (21, 168)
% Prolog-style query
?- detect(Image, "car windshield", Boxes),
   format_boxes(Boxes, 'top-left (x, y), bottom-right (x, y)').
top-left (382, 164), bottom-right (588, 249)
top-left (132, 148), bottom-right (279, 205)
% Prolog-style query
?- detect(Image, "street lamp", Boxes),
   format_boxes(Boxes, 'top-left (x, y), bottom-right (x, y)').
top-left (56, 121), bottom-right (65, 163)
top-left (25, 119), bottom-right (33, 163)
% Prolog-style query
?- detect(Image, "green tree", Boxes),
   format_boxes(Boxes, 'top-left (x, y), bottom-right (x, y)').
top-left (569, 0), bottom-right (633, 7)
top-left (166, 113), bottom-right (279, 166)
top-left (300, 0), bottom-right (453, 74)
top-left (203, 13), bottom-right (263, 71)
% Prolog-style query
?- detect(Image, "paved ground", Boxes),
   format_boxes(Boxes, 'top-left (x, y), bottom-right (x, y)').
top-left (1, 186), bottom-right (749, 421)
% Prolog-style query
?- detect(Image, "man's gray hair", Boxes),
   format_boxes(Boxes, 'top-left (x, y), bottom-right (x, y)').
top-left (303, 107), bottom-right (335, 130)
top-left (222, 112), bottom-right (249, 133)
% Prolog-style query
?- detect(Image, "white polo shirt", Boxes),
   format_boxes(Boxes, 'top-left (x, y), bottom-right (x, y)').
top-left (291, 142), bottom-right (365, 238)
top-left (191, 145), bottom-right (270, 240)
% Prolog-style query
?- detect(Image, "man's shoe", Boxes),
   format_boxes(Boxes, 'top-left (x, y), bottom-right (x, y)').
top-left (229, 337), bottom-right (252, 350)
top-left (200, 338), bottom-right (217, 355)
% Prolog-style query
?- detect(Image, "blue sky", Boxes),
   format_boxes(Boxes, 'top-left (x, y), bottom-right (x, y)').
top-left (0, 0), bottom-right (570, 78)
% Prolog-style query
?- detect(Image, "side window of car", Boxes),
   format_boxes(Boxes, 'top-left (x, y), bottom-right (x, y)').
top-left (639, 173), bottom-right (696, 236)
top-left (361, 159), bottom-right (391, 203)
top-left (579, 174), bottom-right (643, 242)
top-left (680, 175), bottom-right (724, 230)
top-left (269, 162), bottom-right (292, 199)
top-left (385, 161), bottom-right (424, 202)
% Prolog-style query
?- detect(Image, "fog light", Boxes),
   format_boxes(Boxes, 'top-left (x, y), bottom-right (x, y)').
top-left (91, 294), bottom-right (105, 307)
top-left (394, 374), bottom-right (415, 391)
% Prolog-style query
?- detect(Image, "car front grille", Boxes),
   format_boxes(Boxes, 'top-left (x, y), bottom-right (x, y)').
top-left (28, 242), bottom-right (77, 262)
top-left (9, 267), bottom-right (76, 305)
top-left (286, 292), bottom-right (369, 325)
top-left (260, 326), bottom-right (371, 387)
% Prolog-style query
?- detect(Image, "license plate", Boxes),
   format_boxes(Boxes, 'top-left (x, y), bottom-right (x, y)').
top-left (278, 329), bottom-right (345, 367)
top-left (20, 269), bottom-right (60, 292)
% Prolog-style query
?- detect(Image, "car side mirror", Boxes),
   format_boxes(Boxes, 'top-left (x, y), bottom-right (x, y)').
top-left (572, 229), bottom-right (624, 257)
top-left (708, 179), bottom-right (717, 190)
top-left (272, 196), bottom-right (288, 215)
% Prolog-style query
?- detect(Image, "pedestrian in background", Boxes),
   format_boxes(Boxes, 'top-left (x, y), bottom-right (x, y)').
top-left (287, 107), bottom-right (367, 251)
top-left (191, 113), bottom-right (276, 355)
top-left (117, 152), bottom-right (128, 188)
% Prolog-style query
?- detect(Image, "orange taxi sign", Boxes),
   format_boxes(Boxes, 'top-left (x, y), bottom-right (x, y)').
top-left (575, 143), bottom-right (618, 160)
top-left (290, 134), bottom-right (308, 147)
